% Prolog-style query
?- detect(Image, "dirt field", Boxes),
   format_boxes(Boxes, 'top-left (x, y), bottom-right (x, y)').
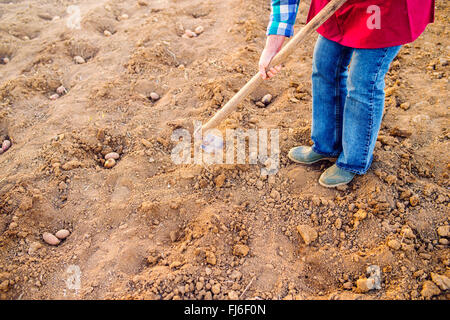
top-left (0, 0), bottom-right (448, 300)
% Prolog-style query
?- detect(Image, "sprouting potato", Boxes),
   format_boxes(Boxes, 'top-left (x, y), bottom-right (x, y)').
top-left (104, 158), bottom-right (116, 168)
top-left (2, 140), bottom-right (11, 151)
top-left (195, 26), bottom-right (204, 35)
top-left (55, 229), bottom-right (70, 240)
top-left (261, 94), bottom-right (273, 105)
top-left (43, 232), bottom-right (60, 246)
top-left (56, 86), bottom-right (67, 95)
top-left (74, 56), bottom-right (85, 64)
top-left (150, 92), bottom-right (160, 101)
top-left (105, 152), bottom-right (120, 160)
top-left (184, 30), bottom-right (197, 38)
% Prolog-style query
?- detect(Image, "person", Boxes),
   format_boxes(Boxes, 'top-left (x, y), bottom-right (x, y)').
top-left (259, 0), bottom-right (435, 188)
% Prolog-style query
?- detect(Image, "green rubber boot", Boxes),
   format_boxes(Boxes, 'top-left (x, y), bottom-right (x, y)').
top-left (288, 146), bottom-right (335, 165)
top-left (319, 164), bottom-right (356, 188)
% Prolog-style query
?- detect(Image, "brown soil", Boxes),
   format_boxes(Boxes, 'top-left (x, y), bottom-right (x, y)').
top-left (0, 0), bottom-right (448, 300)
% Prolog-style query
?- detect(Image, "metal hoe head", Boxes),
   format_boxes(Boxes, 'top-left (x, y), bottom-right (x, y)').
top-left (201, 132), bottom-right (223, 154)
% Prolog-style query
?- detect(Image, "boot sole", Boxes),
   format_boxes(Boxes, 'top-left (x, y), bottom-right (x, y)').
top-left (288, 149), bottom-right (336, 165)
top-left (318, 178), bottom-right (352, 188)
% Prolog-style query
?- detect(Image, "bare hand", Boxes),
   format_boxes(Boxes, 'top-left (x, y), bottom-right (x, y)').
top-left (259, 35), bottom-right (286, 80)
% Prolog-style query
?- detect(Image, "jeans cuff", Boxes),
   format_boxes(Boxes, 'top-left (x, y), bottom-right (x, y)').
top-left (312, 146), bottom-right (340, 158)
top-left (335, 162), bottom-right (366, 175)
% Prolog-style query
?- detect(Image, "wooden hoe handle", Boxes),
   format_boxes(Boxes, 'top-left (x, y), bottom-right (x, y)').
top-left (201, 0), bottom-right (348, 132)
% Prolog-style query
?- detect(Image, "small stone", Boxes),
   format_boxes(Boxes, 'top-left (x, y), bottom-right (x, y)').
top-left (387, 239), bottom-right (401, 250)
top-left (140, 201), bottom-right (157, 214)
top-left (255, 101), bottom-right (266, 108)
top-left (270, 189), bottom-right (280, 201)
top-left (230, 270), bottom-right (242, 280)
top-left (437, 225), bottom-right (449, 237)
top-left (105, 152), bottom-right (120, 160)
top-left (43, 232), bottom-right (60, 246)
top-left (385, 86), bottom-right (397, 97)
top-left (228, 290), bottom-right (239, 300)
top-left (204, 291), bottom-right (212, 300)
top-left (28, 242), bottom-right (43, 255)
top-left (343, 281), bottom-right (353, 290)
top-left (147, 254), bottom-right (159, 266)
top-left (409, 195), bottom-right (420, 207)
top-left (399, 102), bottom-right (410, 110)
top-left (2, 57), bottom-right (9, 64)
top-left (49, 93), bottom-right (60, 100)
top-left (356, 278), bottom-right (375, 293)
top-left (205, 251), bottom-right (217, 265)
top-left (62, 159), bottom-right (82, 170)
top-left (74, 56), bottom-right (85, 64)
top-left (256, 180), bottom-right (263, 189)
top-left (389, 126), bottom-right (412, 138)
top-left (430, 273), bottom-right (450, 291)
top-left (211, 283), bottom-right (221, 295)
top-left (384, 174), bottom-right (397, 185)
top-left (141, 138), bottom-right (152, 148)
top-left (420, 280), bottom-right (441, 298)
top-left (214, 174), bottom-right (226, 188)
top-left (413, 270), bottom-right (424, 278)
top-left (261, 94), bottom-right (272, 105)
top-left (194, 26), bottom-right (204, 35)
top-left (401, 226), bottom-right (415, 239)
top-left (354, 208), bottom-right (367, 220)
top-left (104, 30), bottom-right (112, 37)
top-left (233, 244), bottom-right (249, 257)
top-left (18, 198), bottom-right (32, 212)
top-left (196, 281), bottom-right (204, 291)
top-left (336, 184), bottom-right (348, 191)
top-left (334, 218), bottom-right (342, 230)
top-left (104, 158), bottom-right (116, 169)
top-left (120, 14), bottom-right (129, 20)
top-left (149, 92), bottom-right (160, 101)
top-left (0, 280), bottom-right (9, 292)
top-left (170, 261), bottom-right (183, 269)
top-left (419, 253), bottom-right (432, 260)
top-left (296, 224), bottom-right (317, 245)
top-left (55, 229), bottom-right (70, 240)
top-left (169, 230), bottom-right (178, 242)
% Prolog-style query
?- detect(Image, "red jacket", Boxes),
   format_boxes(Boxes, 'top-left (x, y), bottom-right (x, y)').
top-left (307, 0), bottom-right (435, 48)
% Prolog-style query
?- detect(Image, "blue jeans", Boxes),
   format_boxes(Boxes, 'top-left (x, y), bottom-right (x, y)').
top-left (311, 35), bottom-right (401, 174)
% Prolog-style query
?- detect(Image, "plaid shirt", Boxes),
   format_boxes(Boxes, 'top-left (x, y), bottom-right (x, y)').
top-left (266, 0), bottom-right (300, 37)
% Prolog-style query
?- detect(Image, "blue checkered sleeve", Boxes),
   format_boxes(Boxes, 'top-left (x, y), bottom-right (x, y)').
top-left (266, 0), bottom-right (300, 37)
